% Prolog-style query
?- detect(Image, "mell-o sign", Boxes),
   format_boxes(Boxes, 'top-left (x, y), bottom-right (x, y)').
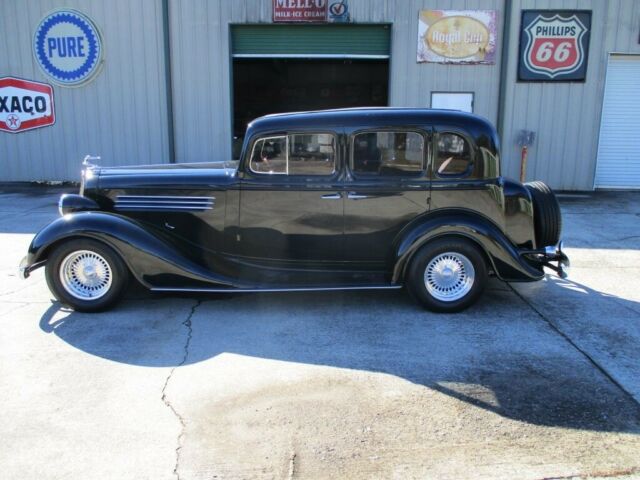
top-left (519, 10), bottom-right (591, 81)
top-left (0, 77), bottom-right (55, 133)
top-left (273, 0), bottom-right (327, 22)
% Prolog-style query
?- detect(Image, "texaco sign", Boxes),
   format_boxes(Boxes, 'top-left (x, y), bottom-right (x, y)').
top-left (0, 77), bottom-right (55, 134)
top-left (518, 10), bottom-right (591, 81)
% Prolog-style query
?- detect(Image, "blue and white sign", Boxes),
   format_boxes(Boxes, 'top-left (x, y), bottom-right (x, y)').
top-left (33, 10), bottom-right (103, 86)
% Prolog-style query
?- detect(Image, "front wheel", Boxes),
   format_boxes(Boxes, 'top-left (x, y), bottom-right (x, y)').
top-left (407, 238), bottom-right (488, 313)
top-left (45, 238), bottom-right (129, 312)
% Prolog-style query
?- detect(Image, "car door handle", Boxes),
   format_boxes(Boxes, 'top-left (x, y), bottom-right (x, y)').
top-left (321, 193), bottom-right (342, 200)
top-left (347, 192), bottom-right (369, 200)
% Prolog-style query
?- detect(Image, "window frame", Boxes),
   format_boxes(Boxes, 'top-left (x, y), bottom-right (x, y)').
top-left (348, 128), bottom-right (428, 179)
top-left (432, 129), bottom-right (477, 179)
top-left (248, 135), bottom-right (289, 176)
top-left (247, 131), bottom-right (338, 177)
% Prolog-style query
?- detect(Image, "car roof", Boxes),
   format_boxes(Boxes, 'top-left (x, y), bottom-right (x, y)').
top-left (246, 107), bottom-right (494, 135)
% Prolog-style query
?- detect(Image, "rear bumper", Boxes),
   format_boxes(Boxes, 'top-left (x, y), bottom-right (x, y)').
top-left (522, 241), bottom-right (570, 279)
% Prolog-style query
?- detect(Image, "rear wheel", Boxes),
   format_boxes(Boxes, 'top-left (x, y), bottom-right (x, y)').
top-left (525, 181), bottom-right (562, 247)
top-left (407, 238), bottom-right (488, 313)
top-left (45, 238), bottom-right (129, 312)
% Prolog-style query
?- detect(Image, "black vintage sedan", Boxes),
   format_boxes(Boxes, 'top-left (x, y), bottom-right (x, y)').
top-left (20, 108), bottom-right (568, 312)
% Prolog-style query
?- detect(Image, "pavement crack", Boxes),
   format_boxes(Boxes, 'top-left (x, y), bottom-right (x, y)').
top-left (287, 445), bottom-right (297, 480)
top-left (161, 299), bottom-right (201, 480)
top-left (507, 283), bottom-right (640, 407)
top-left (536, 466), bottom-right (640, 479)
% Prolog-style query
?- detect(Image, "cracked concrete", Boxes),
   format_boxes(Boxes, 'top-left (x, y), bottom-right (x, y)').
top-left (1, 188), bottom-right (640, 480)
top-left (507, 283), bottom-right (638, 405)
top-left (162, 300), bottom-right (201, 480)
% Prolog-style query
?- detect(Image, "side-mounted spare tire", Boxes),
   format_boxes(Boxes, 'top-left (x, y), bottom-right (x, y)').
top-left (525, 181), bottom-right (562, 248)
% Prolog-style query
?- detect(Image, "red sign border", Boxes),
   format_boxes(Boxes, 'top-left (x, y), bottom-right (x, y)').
top-left (523, 15), bottom-right (586, 78)
top-left (0, 76), bottom-right (56, 134)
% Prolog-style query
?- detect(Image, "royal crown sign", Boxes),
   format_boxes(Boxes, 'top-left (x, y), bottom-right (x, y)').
top-left (418, 10), bottom-right (497, 64)
top-left (518, 10), bottom-right (591, 81)
top-left (0, 77), bottom-right (55, 134)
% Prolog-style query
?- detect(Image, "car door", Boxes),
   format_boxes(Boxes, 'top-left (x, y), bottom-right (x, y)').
top-left (236, 131), bottom-right (344, 269)
top-left (343, 129), bottom-right (431, 269)
top-left (429, 129), bottom-right (504, 227)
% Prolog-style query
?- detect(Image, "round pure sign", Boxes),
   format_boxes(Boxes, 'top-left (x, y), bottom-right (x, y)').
top-left (33, 10), bottom-right (103, 86)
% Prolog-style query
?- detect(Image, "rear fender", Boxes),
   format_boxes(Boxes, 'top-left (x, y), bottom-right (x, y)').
top-left (26, 212), bottom-right (237, 288)
top-left (392, 210), bottom-right (544, 283)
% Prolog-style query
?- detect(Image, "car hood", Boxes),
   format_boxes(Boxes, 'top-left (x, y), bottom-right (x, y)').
top-left (85, 161), bottom-right (239, 191)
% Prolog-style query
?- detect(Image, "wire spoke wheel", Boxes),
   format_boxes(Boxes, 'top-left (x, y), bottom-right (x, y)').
top-left (59, 250), bottom-right (113, 300)
top-left (424, 251), bottom-right (475, 302)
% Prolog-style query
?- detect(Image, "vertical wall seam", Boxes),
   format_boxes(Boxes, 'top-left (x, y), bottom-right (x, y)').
top-left (162, 0), bottom-right (176, 163)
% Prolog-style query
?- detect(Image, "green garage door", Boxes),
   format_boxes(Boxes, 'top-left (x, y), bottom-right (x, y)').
top-left (231, 24), bottom-right (390, 58)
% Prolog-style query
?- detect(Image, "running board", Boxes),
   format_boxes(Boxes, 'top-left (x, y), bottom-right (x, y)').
top-left (150, 284), bottom-right (403, 293)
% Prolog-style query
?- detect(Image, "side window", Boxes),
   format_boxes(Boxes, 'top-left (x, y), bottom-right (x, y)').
top-left (250, 136), bottom-right (287, 174)
top-left (249, 133), bottom-right (336, 176)
top-left (352, 131), bottom-right (424, 176)
top-left (435, 133), bottom-right (473, 176)
top-left (288, 134), bottom-right (335, 175)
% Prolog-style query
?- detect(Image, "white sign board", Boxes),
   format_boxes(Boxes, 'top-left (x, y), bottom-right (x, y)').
top-left (431, 92), bottom-right (474, 113)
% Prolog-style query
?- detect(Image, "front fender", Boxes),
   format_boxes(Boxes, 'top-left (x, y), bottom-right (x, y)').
top-left (25, 212), bottom-right (237, 288)
top-left (392, 210), bottom-right (544, 283)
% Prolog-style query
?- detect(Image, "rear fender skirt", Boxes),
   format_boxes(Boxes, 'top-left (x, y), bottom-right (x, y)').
top-left (26, 212), bottom-right (238, 289)
top-left (392, 211), bottom-right (544, 283)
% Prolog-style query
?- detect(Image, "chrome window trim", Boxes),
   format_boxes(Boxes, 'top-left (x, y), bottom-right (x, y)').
top-left (248, 135), bottom-right (289, 176)
top-left (249, 133), bottom-right (337, 177)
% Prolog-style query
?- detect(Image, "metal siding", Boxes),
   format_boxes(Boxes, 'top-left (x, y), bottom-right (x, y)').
top-left (501, 0), bottom-right (640, 190)
top-left (231, 24), bottom-right (391, 56)
top-left (169, 0), bottom-right (503, 164)
top-left (0, 0), bottom-right (169, 181)
top-left (594, 55), bottom-right (640, 188)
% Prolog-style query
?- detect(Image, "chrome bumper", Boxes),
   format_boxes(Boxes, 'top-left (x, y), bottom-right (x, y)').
top-left (523, 241), bottom-right (570, 279)
top-left (19, 255), bottom-right (30, 279)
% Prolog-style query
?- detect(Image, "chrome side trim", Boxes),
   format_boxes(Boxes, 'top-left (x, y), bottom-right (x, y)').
top-left (115, 195), bottom-right (215, 212)
top-left (150, 285), bottom-right (403, 293)
top-left (116, 205), bottom-right (214, 211)
top-left (117, 195), bottom-right (215, 201)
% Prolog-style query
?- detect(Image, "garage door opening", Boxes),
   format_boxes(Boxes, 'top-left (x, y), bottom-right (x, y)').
top-left (232, 58), bottom-right (388, 156)
top-left (231, 24), bottom-right (391, 158)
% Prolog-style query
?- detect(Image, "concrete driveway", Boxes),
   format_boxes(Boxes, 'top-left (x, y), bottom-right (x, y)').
top-left (1, 187), bottom-right (639, 480)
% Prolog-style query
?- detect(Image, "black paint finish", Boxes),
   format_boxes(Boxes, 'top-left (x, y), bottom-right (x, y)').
top-left (24, 108), bottom-right (560, 290)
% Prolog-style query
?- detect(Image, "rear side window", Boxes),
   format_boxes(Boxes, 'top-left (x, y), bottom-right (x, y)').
top-left (352, 131), bottom-right (424, 176)
top-left (435, 133), bottom-right (473, 176)
top-left (249, 134), bottom-right (336, 176)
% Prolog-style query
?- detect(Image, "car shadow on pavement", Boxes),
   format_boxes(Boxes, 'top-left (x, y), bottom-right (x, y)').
top-left (38, 277), bottom-right (640, 434)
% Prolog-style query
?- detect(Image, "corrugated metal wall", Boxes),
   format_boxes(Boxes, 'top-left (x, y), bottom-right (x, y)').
top-left (3, 0), bottom-right (639, 188)
top-left (0, 0), bottom-right (169, 181)
top-left (169, 0), bottom-right (504, 164)
top-left (500, 0), bottom-right (640, 190)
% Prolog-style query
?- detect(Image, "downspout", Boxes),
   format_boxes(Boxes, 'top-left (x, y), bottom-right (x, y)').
top-left (162, 0), bottom-right (176, 163)
top-left (496, 0), bottom-right (513, 142)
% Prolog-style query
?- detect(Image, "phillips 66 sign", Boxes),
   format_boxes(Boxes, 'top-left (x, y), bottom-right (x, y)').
top-left (518, 10), bottom-right (591, 81)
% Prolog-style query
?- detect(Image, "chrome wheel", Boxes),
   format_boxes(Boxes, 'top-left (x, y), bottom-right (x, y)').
top-left (59, 250), bottom-right (113, 300)
top-left (424, 252), bottom-right (475, 302)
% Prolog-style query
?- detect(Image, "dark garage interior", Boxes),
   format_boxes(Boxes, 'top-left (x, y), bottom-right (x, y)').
top-left (232, 58), bottom-right (389, 157)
